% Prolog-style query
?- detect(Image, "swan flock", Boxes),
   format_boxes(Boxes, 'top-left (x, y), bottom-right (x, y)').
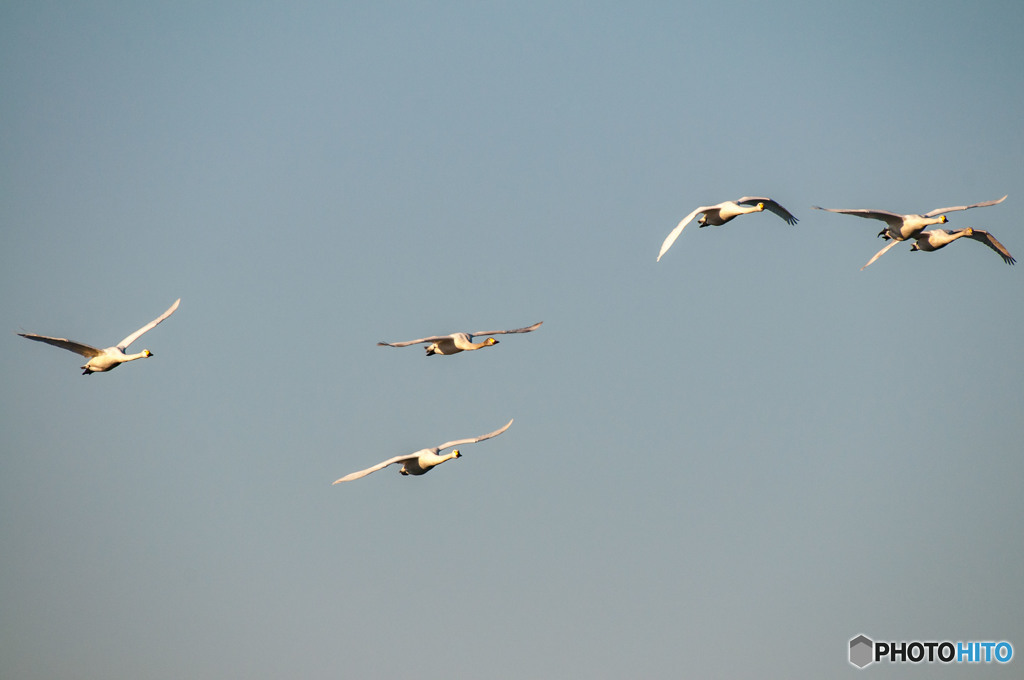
top-left (16, 191), bottom-right (1014, 491)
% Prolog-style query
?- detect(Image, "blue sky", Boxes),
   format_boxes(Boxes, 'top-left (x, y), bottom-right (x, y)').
top-left (2, 2), bottom-right (1022, 678)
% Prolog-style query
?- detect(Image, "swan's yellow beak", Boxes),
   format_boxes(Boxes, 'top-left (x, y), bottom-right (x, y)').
top-left (757, 202), bottom-right (765, 210)
top-left (144, 349), bottom-right (153, 357)
top-left (487, 338), bottom-right (498, 345)
top-left (939, 215), bottom-right (948, 223)
top-left (965, 227), bottom-right (974, 235)
top-left (453, 450), bottom-right (462, 458)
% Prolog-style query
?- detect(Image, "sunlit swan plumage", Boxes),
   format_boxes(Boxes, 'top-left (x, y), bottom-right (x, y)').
top-left (378, 322), bottom-right (542, 356)
top-left (332, 419), bottom-right (513, 483)
top-left (657, 197), bottom-right (798, 262)
top-left (18, 298), bottom-right (180, 374)
top-left (911, 228), bottom-right (1015, 265)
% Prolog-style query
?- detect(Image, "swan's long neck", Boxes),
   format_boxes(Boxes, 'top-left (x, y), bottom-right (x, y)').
top-left (121, 350), bottom-right (152, 363)
top-left (933, 229), bottom-right (969, 246)
top-left (904, 214), bottom-right (947, 236)
top-left (909, 216), bottom-right (946, 229)
top-left (914, 229), bottom-right (969, 252)
top-left (430, 450), bottom-right (461, 469)
top-left (469, 338), bottom-right (498, 350)
top-left (414, 451), bottom-right (459, 474)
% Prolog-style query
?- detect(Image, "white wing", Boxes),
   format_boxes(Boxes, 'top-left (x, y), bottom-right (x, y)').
top-left (737, 197), bottom-right (799, 225)
top-left (922, 195), bottom-right (1007, 218)
top-left (380, 323), bottom-right (542, 346)
top-left (116, 298), bottom-right (180, 350)
top-left (18, 333), bottom-right (102, 358)
top-left (377, 334), bottom-right (452, 347)
top-left (967, 229), bottom-right (1016, 264)
top-left (332, 453), bottom-right (421, 483)
top-left (813, 206), bottom-right (905, 229)
top-left (860, 239), bottom-right (901, 270)
top-left (435, 419), bottom-right (514, 452)
top-left (470, 322), bottom-right (543, 337)
top-left (657, 206), bottom-right (711, 262)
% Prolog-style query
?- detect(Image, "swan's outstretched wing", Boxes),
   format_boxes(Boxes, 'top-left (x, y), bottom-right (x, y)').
top-left (436, 419), bottom-right (513, 452)
top-left (377, 334), bottom-right (452, 347)
top-left (813, 205), bottom-right (905, 226)
top-left (116, 298), bottom-right (180, 350)
top-left (332, 453), bottom-right (420, 483)
top-left (967, 229), bottom-right (1016, 264)
top-left (860, 238), bottom-right (901, 270)
top-left (18, 333), bottom-right (102, 358)
top-left (657, 206), bottom-right (711, 262)
top-left (737, 197), bottom-right (799, 225)
top-left (470, 322), bottom-right (543, 337)
top-left (922, 195), bottom-right (1007, 218)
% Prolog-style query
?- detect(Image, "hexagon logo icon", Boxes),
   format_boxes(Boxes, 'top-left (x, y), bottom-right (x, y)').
top-left (849, 634), bottom-right (874, 668)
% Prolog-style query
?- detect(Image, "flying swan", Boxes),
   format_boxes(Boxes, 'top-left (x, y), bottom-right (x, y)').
top-left (657, 197), bottom-right (798, 262)
top-left (378, 322), bottom-right (542, 356)
top-left (910, 228), bottom-right (1015, 265)
top-left (18, 298), bottom-right (180, 374)
top-left (812, 196), bottom-right (1007, 270)
top-left (332, 419), bottom-right (513, 483)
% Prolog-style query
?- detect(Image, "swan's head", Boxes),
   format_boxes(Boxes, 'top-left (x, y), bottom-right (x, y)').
top-left (485, 337), bottom-right (498, 346)
top-left (963, 227), bottom-right (974, 236)
top-left (143, 349), bottom-right (153, 357)
top-left (939, 215), bottom-right (948, 223)
top-left (755, 202), bottom-right (765, 212)
top-left (453, 450), bottom-right (462, 459)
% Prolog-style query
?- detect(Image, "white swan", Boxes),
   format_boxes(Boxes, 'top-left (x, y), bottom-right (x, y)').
top-left (332, 419), bottom-right (513, 483)
top-left (18, 298), bottom-right (180, 374)
top-left (378, 322), bottom-right (542, 356)
top-left (812, 196), bottom-right (1007, 269)
top-left (910, 228), bottom-right (1015, 264)
top-left (657, 197), bottom-right (798, 262)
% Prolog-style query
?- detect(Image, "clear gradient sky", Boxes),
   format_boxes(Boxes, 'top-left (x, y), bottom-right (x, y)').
top-left (2, 2), bottom-right (1022, 678)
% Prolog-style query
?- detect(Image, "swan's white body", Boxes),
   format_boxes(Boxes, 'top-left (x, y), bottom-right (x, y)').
top-left (657, 197), bottom-right (798, 262)
top-left (812, 196), bottom-right (1007, 269)
top-left (19, 298), bottom-right (180, 374)
top-left (378, 322), bottom-right (542, 356)
top-left (911, 228), bottom-right (1015, 264)
top-left (332, 419), bottom-right (513, 483)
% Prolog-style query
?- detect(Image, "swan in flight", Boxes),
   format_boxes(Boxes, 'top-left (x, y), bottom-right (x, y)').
top-left (332, 419), bottom-right (513, 483)
top-left (378, 322), bottom-right (542, 356)
top-left (18, 298), bottom-right (180, 374)
top-left (657, 197), bottom-right (798, 262)
top-left (911, 228), bottom-right (1015, 265)
top-left (813, 195), bottom-right (1006, 240)
top-left (860, 225), bottom-right (1015, 270)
